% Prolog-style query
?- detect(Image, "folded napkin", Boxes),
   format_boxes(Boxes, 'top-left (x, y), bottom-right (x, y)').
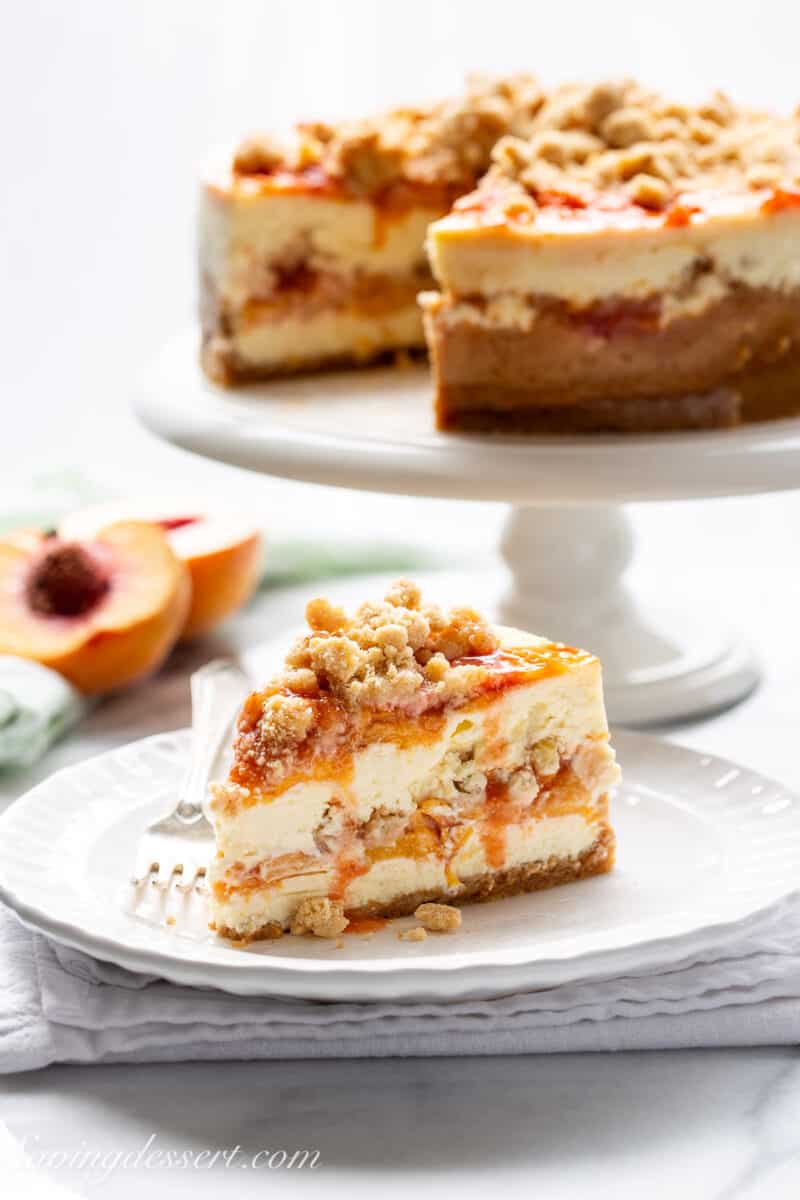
top-left (4, 896), bottom-right (800, 1073)
top-left (0, 658), bottom-right (87, 769)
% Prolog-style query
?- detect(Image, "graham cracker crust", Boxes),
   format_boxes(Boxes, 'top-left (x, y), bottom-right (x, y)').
top-left (427, 283), bottom-right (800, 432)
top-left (215, 824), bottom-right (615, 943)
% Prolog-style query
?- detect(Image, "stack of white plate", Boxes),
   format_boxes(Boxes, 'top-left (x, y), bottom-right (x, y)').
top-left (0, 728), bottom-right (797, 1003)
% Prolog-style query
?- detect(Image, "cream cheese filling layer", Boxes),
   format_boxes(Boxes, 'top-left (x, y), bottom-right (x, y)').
top-left (428, 193), bottom-right (800, 307)
top-left (215, 305), bottom-right (424, 368)
top-left (210, 811), bottom-right (603, 935)
top-left (200, 178), bottom-right (441, 307)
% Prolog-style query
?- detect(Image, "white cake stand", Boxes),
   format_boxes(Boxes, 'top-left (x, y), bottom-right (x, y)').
top-left (136, 332), bottom-right (800, 726)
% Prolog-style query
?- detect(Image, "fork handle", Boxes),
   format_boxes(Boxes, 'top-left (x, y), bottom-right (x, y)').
top-left (176, 660), bottom-right (251, 822)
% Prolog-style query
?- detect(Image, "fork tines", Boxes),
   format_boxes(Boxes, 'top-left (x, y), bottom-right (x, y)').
top-left (130, 862), bottom-right (207, 892)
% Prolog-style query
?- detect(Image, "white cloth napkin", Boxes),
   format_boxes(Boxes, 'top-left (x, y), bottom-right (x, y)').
top-left (4, 896), bottom-right (800, 1073)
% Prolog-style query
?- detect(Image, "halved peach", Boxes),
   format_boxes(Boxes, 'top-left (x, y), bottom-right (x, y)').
top-left (0, 522), bottom-right (191, 694)
top-left (60, 502), bottom-right (263, 639)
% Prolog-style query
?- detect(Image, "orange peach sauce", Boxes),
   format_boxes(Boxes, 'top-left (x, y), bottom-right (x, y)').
top-left (236, 165), bottom-right (345, 199)
top-left (359, 763), bottom-right (602, 884)
top-left (481, 772), bottom-right (514, 870)
top-left (449, 183), bottom-right (800, 234)
top-left (367, 815), bottom-right (442, 866)
top-left (344, 917), bottom-right (388, 934)
top-left (229, 643), bottom-right (590, 803)
top-left (236, 165), bottom-right (458, 219)
top-left (761, 189), bottom-right (800, 215)
top-left (370, 180), bottom-right (459, 247)
top-left (329, 855), bottom-right (370, 901)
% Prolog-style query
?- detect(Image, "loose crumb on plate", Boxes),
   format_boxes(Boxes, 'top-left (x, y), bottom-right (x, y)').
top-left (290, 897), bottom-right (350, 938)
top-left (398, 926), bottom-right (428, 942)
top-left (414, 903), bottom-right (462, 933)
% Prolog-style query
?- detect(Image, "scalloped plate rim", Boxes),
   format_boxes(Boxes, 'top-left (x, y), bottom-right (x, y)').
top-left (0, 728), bottom-right (798, 1000)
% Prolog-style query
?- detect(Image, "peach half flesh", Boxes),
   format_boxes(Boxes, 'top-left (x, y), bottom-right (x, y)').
top-left (59, 502), bottom-right (263, 639)
top-left (0, 523), bottom-right (191, 694)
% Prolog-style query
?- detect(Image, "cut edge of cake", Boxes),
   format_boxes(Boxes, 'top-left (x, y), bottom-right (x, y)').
top-left (424, 79), bottom-right (800, 432)
top-left (200, 74), bottom-right (800, 432)
top-left (198, 74), bottom-right (546, 384)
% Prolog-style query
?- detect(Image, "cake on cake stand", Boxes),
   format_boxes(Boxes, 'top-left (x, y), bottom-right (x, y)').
top-left (136, 332), bottom-right (800, 725)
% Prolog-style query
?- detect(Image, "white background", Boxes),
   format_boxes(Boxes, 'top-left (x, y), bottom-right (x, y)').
top-left (3, 4), bottom-right (800, 1197)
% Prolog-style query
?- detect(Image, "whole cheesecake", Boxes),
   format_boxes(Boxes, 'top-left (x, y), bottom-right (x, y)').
top-left (200, 75), bottom-right (800, 432)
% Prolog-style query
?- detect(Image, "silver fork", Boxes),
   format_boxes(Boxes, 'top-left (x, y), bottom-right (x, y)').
top-left (130, 659), bottom-right (251, 893)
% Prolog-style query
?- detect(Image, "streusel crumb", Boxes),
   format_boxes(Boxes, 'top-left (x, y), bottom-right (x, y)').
top-left (414, 903), bottom-right (462, 933)
top-left (258, 692), bottom-right (315, 751)
top-left (232, 134), bottom-right (285, 175)
top-left (486, 78), bottom-right (800, 210)
top-left (290, 898), bottom-right (349, 938)
top-left (232, 75), bottom-right (800, 211)
top-left (232, 74), bottom-right (545, 195)
top-left (398, 926), bottom-right (428, 942)
top-left (239, 582), bottom-right (500, 767)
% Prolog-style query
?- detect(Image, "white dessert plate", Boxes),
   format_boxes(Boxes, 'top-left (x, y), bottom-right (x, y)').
top-left (1, 729), bottom-right (798, 1001)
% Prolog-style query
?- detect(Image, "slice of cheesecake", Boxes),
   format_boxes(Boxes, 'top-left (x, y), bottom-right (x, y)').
top-left (208, 581), bottom-right (619, 941)
top-left (423, 79), bottom-right (800, 431)
top-left (199, 75), bottom-right (544, 383)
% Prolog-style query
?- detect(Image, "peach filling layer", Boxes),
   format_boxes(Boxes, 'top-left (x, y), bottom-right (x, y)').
top-left (227, 643), bottom-right (595, 803)
top-left (211, 754), bottom-right (607, 905)
top-left (236, 266), bottom-right (431, 328)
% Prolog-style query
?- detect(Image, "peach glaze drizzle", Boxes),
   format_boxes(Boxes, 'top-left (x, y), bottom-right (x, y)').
top-left (222, 643), bottom-right (597, 901)
top-left (344, 917), bottom-right (388, 934)
top-left (450, 183), bottom-right (800, 233)
top-left (481, 772), bottom-right (513, 870)
top-left (227, 644), bottom-right (592, 804)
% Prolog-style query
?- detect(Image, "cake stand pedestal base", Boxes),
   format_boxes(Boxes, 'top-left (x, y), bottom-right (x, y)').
top-left (498, 505), bottom-right (759, 727)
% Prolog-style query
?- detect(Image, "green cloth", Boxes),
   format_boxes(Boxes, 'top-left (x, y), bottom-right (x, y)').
top-left (261, 538), bottom-right (436, 588)
top-left (0, 657), bottom-right (87, 769)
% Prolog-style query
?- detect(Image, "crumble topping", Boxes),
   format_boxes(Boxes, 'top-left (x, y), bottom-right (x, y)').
top-left (414, 902), bottom-right (462, 932)
top-left (288, 580), bottom-right (498, 710)
top-left (486, 79), bottom-right (800, 211)
top-left (231, 76), bottom-right (800, 212)
top-left (232, 581), bottom-right (501, 781)
top-left (290, 897), bottom-right (349, 938)
top-left (232, 74), bottom-right (545, 196)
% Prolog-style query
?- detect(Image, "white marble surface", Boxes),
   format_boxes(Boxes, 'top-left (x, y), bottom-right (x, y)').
top-left (2, 1051), bottom-right (800, 1200)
